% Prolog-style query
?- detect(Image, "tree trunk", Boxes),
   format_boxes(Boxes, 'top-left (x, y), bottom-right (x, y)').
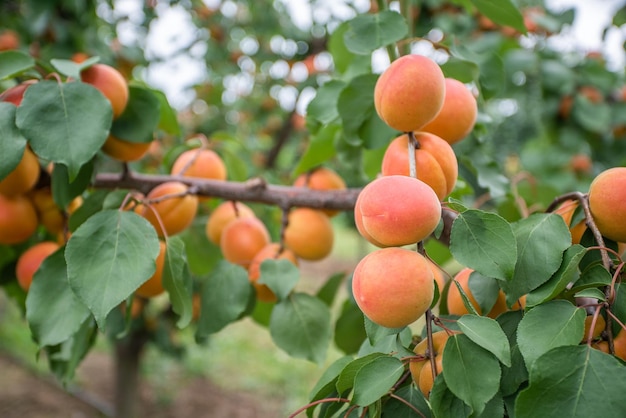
top-left (114, 328), bottom-right (147, 418)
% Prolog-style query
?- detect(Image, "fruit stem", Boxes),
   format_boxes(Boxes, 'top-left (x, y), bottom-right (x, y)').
top-left (425, 308), bottom-right (438, 381)
top-left (278, 206), bottom-right (290, 254)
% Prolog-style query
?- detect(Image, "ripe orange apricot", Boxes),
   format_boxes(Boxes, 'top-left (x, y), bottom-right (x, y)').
top-left (420, 78), bottom-right (478, 144)
top-left (409, 330), bottom-right (453, 397)
top-left (0, 80), bottom-right (37, 106)
top-left (138, 181), bottom-right (199, 237)
top-left (80, 63), bottom-right (129, 118)
top-left (171, 148), bottom-right (228, 181)
top-left (205, 201), bottom-right (256, 244)
top-left (353, 194), bottom-right (387, 248)
top-left (612, 330), bottom-right (626, 361)
top-left (374, 54), bottom-right (445, 132)
top-left (447, 267), bottom-right (509, 318)
top-left (581, 314), bottom-right (606, 343)
top-left (220, 217), bottom-right (270, 268)
top-left (0, 147), bottom-right (40, 196)
top-left (283, 208), bottom-right (334, 261)
top-left (356, 175), bottom-right (441, 247)
top-left (553, 199), bottom-right (587, 244)
top-left (0, 29), bottom-right (19, 51)
top-left (293, 167), bottom-right (347, 217)
top-left (101, 135), bottom-right (152, 162)
top-left (352, 248), bottom-right (434, 328)
top-left (381, 132), bottom-right (458, 199)
top-left (0, 194), bottom-right (38, 245)
top-left (588, 167), bottom-right (626, 243)
top-left (135, 241), bottom-right (167, 298)
top-left (15, 241), bottom-right (60, 291)
top-left (248, 243), bottom-right (298, 302)
top-left (30, 188), bottom-right (64, 235)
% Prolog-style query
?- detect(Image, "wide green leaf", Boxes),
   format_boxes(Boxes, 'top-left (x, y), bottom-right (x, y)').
top-left (293, 123), bottom-right (340, 175)
top-left (306, 80), bottom-right (345, 126)
top-left (317, 272), bottom-right (346, 307)
top-left (0, 102), bottom-right (27, 180)
top-left (450, 209), bottom-right (517, 280)
top-left (516, 300), bottom-right (585, 368)
top-left (336, 352), bottom-right (387, 395)
top-left (196, 260), bottom-right (252, 336)
top-left (162, 237), bottom-right (193, 328)
top-left (471, 0), bottom-right (526, 33)
top-left (270, 292), bottom-right (331, 364)
top-left (337, 74), bottom-right (379, 146)
top-left (442, 334), bottom-right (501, 415)
top-left (344, 11), bottom-right (408, 55)
top-left (65, 210), bottom-right (160, 328)
top-left (0, 50), bottom-right (35, 79)
top-left (16, 80), bottom-right (112, 180)
top-left (516, 345), bottom-right (626, 417)
top-left (457, 315), bottom-right (511, 366)
top-left (334, 300), bottom-right (366, 355)
top-left (258, 258), bottom-right (300, 301)
top-left (26, 249), bottom-right (91, 348)
top-left (352, 356), bottom-right (404, 406)
top-left (110, 85), bottom-right (161, 143)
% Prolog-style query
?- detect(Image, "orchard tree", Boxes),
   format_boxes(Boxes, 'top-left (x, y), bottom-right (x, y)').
top-left (1, 1), bottom-right (626, 418)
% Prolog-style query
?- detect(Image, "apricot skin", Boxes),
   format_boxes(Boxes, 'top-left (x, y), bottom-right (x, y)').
top-left (0, 147), bottom-right (40, 196)
top-left (220, 217), bottom-right (270, 268)
top-left (135, 241), bottom-right (167, 298)
top-left (352, 248), bottom-right (434, 328)
top-left (15, 241), bottom-right (60, 291)
top-left (29, 188), bottom-right (64, 235)
top-left (80, 63), bottom-right (129, 118)
top-left (294, 167), bottom-right (347, 217)
top-left (410, 330), bottom-right (452, 397)
top-left (248, 243), bottom-right (298, 302)
top-left (101, 135), bottom-right (152, 162)
top-left (381, 132), bottom-right (458, 200)
top-left (284, 208), bottom-right (334, 261)
top-left (205, 201), bottom-right (256, 245)
top-left (0, 194), bottom-right (39, 245)
top-left (420, 78), bottom-right (478, 144)
top-left (0, 80), bottom-right (37, 106)
top-left (139, 181), bottom-right (199, 237)
top-left (171, 149), bottom-right (227, 181)
top-left (356, 175), bottom-right (441, 247)
top-left (374, 54), bottom-right (445, 132)
top-left (588, 167), bottom-right (626, 242)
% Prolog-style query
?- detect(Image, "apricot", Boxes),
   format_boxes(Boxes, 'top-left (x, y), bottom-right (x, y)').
top-left (0, 29), bottom-right (19, 51)
top-left (0, 80), bottom-right (37, 106)
top-left (220, 217), bottom-right (270, 268)
top-left (248, 243), bottom-right (298, 302)
top-left (427, 259), bottom-right (447, 295)
top-left (447, 267), bottom-right (512, 318)
top-left (171, 148), bottom-right (227, 181)
top-left (80, 63), bottom-right (129, 118)
top-left (613, 330), bottom-right (626, 361)
top-left (410, 330), bottom-right (455, 397)
top-left (135, 241), bottom-right (166, 298)
top-left (553, 199), bottom-right (587, 244)
top-left (420, 78), bottom-right (477, 144)
top-left (0, 147), bottom-right (40, 196)
top-left (352, 247), bottom-right (434, 328)
top-left (569, 154), bottom-right (592, 175)
top-left (356, 175), bottom-right (441, 247)
top-left (581, 314), bottom-right (606, 343)
top-left (293, 167), bottom-right (347, 217)
top-left (374, 54), bottom-right (445, 132)
top-left (138, 181), bottom-right (199, 237)
top-left (588, 167), bottom-right (626, 242)
top-left (30, 188), bottom-right (64, 234)
top-left (381, 132), bottom-right (458, 199)
top-left (0, 194), bottom-right (38, 245)
top-left (15, 241), bottom-right (60, 291)
top-left (353, 194), bottom-right (387, 248)
top-left (101, 135), bottom-right (152, 162)
top-left (205, 201), bottom-right (256, 244)
top-left (283, 208), bottom-right (334, 261)
top-left (592, 340), bottom-right (609, 354)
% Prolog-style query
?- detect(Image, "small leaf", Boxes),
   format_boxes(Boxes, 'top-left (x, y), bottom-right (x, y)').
top-left (515, 345), bottom-right (626, 418)
top-left (51, 160), bottom-right (94, 209)
top-left (16, 80), bottom-right (112, 180)
top-left (468, 271), bottom-right (501, 315)
top-left (0, 50), bottom-right (36, 80)
top-left (328, 21), bottom-right (371, 76)
top-left (471, 0), bottom-right (526, 33)
top-left (0, 102), bottom-right (27, 180)
top-left (497, 311), bottom-right (528, 396)
top-left (307, 80), bottom-right (346, 126)
top-left (270, 292), bottom-right (331, 364)
top-left (46, 317), bottom-right (97, 383)
top-left (337, 74), bottom-right (380, 147)
top-left (153, 89), bottom-right (180, 135)
top-left (344, 11), bottom-right (408, 55)
top-left (381, 385), bottom-right (432, 418)
top-left (294, 123), bottom-right (340, 175)
top-left (308, 355), bottom-right (354, 416)
top-left (68, 190), bottom-right (109, 232)
top-left (429, 373), bottom-right (472, 418)
top-left (573, 288), bottom-right (606, 301)
top-left (568, 264), bottom-right (612, 294)
top-left (451, 279), bottom-right (480, 316)
top-left (258, 258), bottom-right (300, 301)
top-left (317, 272), bottom-right (346, 307)
top-left (26, 249), bottom-right (91, 347)
top-left (364, 315), bottom-right (405, 345)
top-left (336, 352), bottom-right (387, 394)
top-left (352, 356), bottom-right (404, 406)
top-left (440, 57), bottom-right (479, 83)
top-left (66, 210), bottom-right (161, 328)
top-left (110, 85), bottom-right (161, 143)
top-left (450, 209), bottom-right (517, 280)
top-left (162, 237), bottom-right (193, 328)
top-left (335, 300), bottom-right (366, 355)
top-left (457, 315), bottom-right (511, 366)
top-left (516, 300), bottom-right (585, 368)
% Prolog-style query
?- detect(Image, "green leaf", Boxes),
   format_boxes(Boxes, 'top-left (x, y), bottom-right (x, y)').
top-left (180, 216), bottom-right (221, 276)
top-left (568, 264), bottom-right (612, 294)
top-left (16, 80), bottom-right (112, 180)
top-left (572, 94), bottom-right (612, 134)
top-left (381, 385), bottom-right (432, 418)
top-left (516, 345), bottom-right (626, 418)
top-left (503, 213), bottom-right (571, 302)
top-left (328, 21), bottom-right (371, 76)
top-left (258, 258), bottom-right (300, 301)
top-left (0, 102), bottom-right (27, 180)
top-left (359, 327), bottom-right (413, 358)
top-left (51, 160), bottom-right (94, 209)
top-left (451, 279), bottom-right (480, 316)
top-left (196, 260), bottom-right (252, 336)
top-left (51, 58), bottom-right (98, 80)
top-left (294, 123), bottom-right (340, 174)
top-left (352, 356), bottom-right (404, 406)
top-left (307, 80), bottom-right (346, 126)
top-left (47, 317), bottom-right (97, 383)
top-left (457, 315), bottom-right (511, 366)
top-left (317, 272), bottom-right (346, 307)
top-left (611, 283), bottom-right (626, 336)
top-left (153, 88), bottom-right (180, 135)
top-left (429, 373), bottom-right (472, 418)
top-left (573, 287), bottom-right (606, 301)
top-left (110, 85), bottom-right (161, 143)
top-left (334, 300), bottom-right (366, 355)
top-left (497, 311), bottom-right (528, 396)
top-left (65, 210), bottom-right (161, 328)
top-left (337, 74), bottom-right (380, 147)
top-left (440, 57), bottom-right (479, 83)
top-left (26, 249), bottom-right (91, 347)
top-left (450, 209), bottom-right (517, 280)
top-left (442, 334), bottom-right (501, 415)
top-left (68, 190), bottom-right (109, 232)
top-left (516, 300), bottom-right (585, 368)
top-left (364, 315), bottom-right (405, 345)
top-left (336, 352), bottom-right (387, 394)
top-left (308, 355), bottom-right (354, 417)
top-left (270, 292), bottom-right (331, 364)
top-left (162, 237), bottom-right (193, 328)
top-left (344, 11), bottom-right (408, 55)
top-left (0, 51), bottom-right (36, 80)
top-left (468, 271), bottom-right (501, 315)
top-left (526, 244), bottom-right (586, 307)
top-left (471, 0), bottom-right (526, 33)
